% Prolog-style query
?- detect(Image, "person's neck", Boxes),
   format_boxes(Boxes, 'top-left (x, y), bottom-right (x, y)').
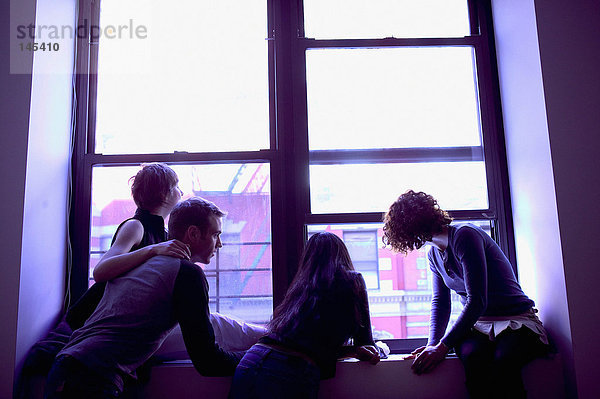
top-left (147, 205), bottom-right (170, 220)
top-left (430, 226), bottom-right (450, 252)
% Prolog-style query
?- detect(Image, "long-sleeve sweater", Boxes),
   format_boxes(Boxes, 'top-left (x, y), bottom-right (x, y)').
top-left (427, 224), bottom-right (534, 348)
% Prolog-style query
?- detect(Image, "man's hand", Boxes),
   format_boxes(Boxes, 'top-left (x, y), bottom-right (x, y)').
top-left (151, 240), bottom-right (191, 260)
top-left (355, 345), bottom-right (381, 365)
top-left (411, 342), bottom-right (449, 375)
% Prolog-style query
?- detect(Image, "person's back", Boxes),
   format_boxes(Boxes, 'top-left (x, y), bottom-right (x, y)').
top-left (228, 232), bottom-right (381, 399)
top-left (264, 270), bottom-right (368, 378)
top-left (45, 197), bottom-right (241, 399)
top-left (61, 255), bottom-right (182, 390)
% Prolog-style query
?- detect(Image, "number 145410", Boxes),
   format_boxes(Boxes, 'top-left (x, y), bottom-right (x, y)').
top-left (19, 42), bottom-right (60, 52)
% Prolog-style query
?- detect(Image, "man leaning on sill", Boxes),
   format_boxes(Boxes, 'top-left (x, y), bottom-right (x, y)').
top-left (44, 197), bottom-right (243, 399)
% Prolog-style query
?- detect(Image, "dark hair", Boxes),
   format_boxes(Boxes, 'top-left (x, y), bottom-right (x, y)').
top-left (167, 197), bottom-right (226, 241)
top-left (130, 163), bottom-right (179, 211)
top-left (268, 232), bottom-right (362, 335)
top-left (382, 190), bottom-right (453, 254)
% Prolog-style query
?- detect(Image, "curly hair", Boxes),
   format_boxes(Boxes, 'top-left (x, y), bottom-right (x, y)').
top-left (382, 190), bottom-right (453, 254)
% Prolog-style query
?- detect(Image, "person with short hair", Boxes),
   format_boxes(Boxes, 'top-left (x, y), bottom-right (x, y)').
top-left (45, 197), bottom-right (242, 399)
top-left (92, 162), bottom-right (190, 283)
top-left (228, 232), bottom-right (381, 399)
top-left (382, 190), bottom-right (550, 399)
top-left (15, 163), bottom-right (189, 399)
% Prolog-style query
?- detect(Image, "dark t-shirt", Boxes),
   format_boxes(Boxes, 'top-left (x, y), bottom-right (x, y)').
top-left (262, 271), bottom-right (375, 379)
top-left (427, 224), bottom-right (534, 348)
top-left (60, 256), bottom-right (240, 390)
top-left (66, 208), bottom-right (167, 329)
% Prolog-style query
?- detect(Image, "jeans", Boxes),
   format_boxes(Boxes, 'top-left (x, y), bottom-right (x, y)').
top-left (44, 355), bottom-right (122, 399)
top-left (228, 344), bottom-right (321, 399)
top-left (455, 327), bottom-right (550, 399)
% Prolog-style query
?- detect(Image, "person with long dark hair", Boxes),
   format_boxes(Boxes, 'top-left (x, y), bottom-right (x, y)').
top-left (383, 190), bottom-right (550, 399)
top-left (228, 232), bottom-right (381, 399)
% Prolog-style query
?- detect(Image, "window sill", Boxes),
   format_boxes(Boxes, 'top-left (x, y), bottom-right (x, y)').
top-left (142, 354), bottom-right (565, 399)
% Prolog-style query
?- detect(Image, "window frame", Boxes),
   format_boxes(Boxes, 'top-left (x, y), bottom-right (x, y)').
top-left (292, 0), bottom-right (514, 261)
top-left (70, 0), bottom-right (514, 352)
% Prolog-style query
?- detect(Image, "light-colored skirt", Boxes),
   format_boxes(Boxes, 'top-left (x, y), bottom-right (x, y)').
top-left (473, 308), bottom-right (549, 345)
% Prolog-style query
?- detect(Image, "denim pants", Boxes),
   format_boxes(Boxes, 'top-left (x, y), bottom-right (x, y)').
top-left (228, 344), bottom-right (321, 399)
top-left (44, 355), bottom-right (122, 399)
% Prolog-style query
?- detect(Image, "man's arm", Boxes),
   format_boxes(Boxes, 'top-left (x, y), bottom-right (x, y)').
top-left (172, 261), bottom-right (242, 376)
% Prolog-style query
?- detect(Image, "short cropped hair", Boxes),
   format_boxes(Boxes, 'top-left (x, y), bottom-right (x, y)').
top-left (168, 197), bottom-right (226, 241)
top-left (130, 163), bottom-right (179, 211)
top-left (382, 190), bottom-right (453, 254)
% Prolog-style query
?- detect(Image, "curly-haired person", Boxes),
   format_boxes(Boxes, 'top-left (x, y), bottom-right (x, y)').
top-left (383, 190), bottom-right (550, 399)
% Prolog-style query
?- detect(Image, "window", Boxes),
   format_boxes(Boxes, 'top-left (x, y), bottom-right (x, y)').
top-left (89, 164), bottom-right (273, 324)
top-left (72, 0), bottom-right (513, 349)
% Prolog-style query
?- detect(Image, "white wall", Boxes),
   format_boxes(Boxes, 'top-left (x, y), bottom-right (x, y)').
top-left (533, 1), bottom-right (600, 399)
top-left (493, 0), bottom-right (600, 398)
top-left (0, 0), bottom-right (36, 395)
top-left (491, 0), bottom-right (575, 396)
top-left (15, 0), bottom-right (76, 377)
top-left (0, 0), bottom-right (75, 396)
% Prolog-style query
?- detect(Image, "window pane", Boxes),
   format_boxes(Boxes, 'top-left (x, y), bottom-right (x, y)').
top-left (306, 47), bottom-right (481, 150)
top-left (307, 221), bottom-right (491, 339)
top-left (309, 162), bottom-right (488, 214)
top-left (90, 163), bottom-right (272, 325)
top-left (304, 0), bottom-right (470, 39)
top-left (343, 230), bottom-right (380, 289)
top-left (95, 0), bottom-right (269, 154)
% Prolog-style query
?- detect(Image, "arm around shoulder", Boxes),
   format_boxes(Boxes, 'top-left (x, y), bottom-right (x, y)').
top-left (92, 219), bottom-right (148, 282)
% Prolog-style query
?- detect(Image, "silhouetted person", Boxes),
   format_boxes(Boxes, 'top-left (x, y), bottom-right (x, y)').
top-left (383, 190), bottom-right (550, 399)
top-left (45, 197), bottom-right (241, 398)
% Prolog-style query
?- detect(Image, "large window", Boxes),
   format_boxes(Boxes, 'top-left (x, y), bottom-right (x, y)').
top-left (90, 164), bottom-right (273, 324)
top-left (72, 0), bottom-right (512, 348)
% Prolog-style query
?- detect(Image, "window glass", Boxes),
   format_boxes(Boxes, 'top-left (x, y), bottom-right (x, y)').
top-left (307, 221), bottom-right (491, 340)
top-left (306, 47), bottom-right (481, 150)
top-left (94, 0), bottom-right (270, 154)
top-left (309, 161), bottom-right (488, 214)
top-left (303, 0), bottom-right (470, 39)
top-left (90, 163), bottom-right (272, 325)
top-left (343, 230), bottom-right (380, 289)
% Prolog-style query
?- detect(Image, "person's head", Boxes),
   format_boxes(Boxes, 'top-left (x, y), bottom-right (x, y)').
top-left (269, 232), bottom-right (359, 334)
top-left (297, 232), bottom-right (355, 285)
top-left (382, 190), bottom-right (453, 254)
top-left (130, 163), bottom-right (180, 212)
top-left (168, 197), bottom-right (226, 264)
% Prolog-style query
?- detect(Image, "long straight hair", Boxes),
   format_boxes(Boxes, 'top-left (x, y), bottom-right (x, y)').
top-left (269, 232), bottom-right (362, 335)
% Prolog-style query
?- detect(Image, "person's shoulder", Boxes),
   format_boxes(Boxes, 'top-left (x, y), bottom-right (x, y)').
top-left (453, 223), bottom-right (486, 240)
top-left (341, 270), bottom-right (367, 291)
top-left (177, 259), bottom-right (206, 277)
top-left (142, 255), bottom-right (183, 274)
top-left (113, 218), bottom-right (144, 239)
top-left (451, 224), bottom-right (489, 252)
top-left (345, 270), bottom-right (364, 282)
top-left (427, 246), bottom-right (437, 260)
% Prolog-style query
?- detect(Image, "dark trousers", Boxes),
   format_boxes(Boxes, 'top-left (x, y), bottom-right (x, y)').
top-left (228, 344), bottom-right (321, 399)
top-left (455, 327), bottom-right (549, 399)
top-left (44, 355), bottom-right (122, 399)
